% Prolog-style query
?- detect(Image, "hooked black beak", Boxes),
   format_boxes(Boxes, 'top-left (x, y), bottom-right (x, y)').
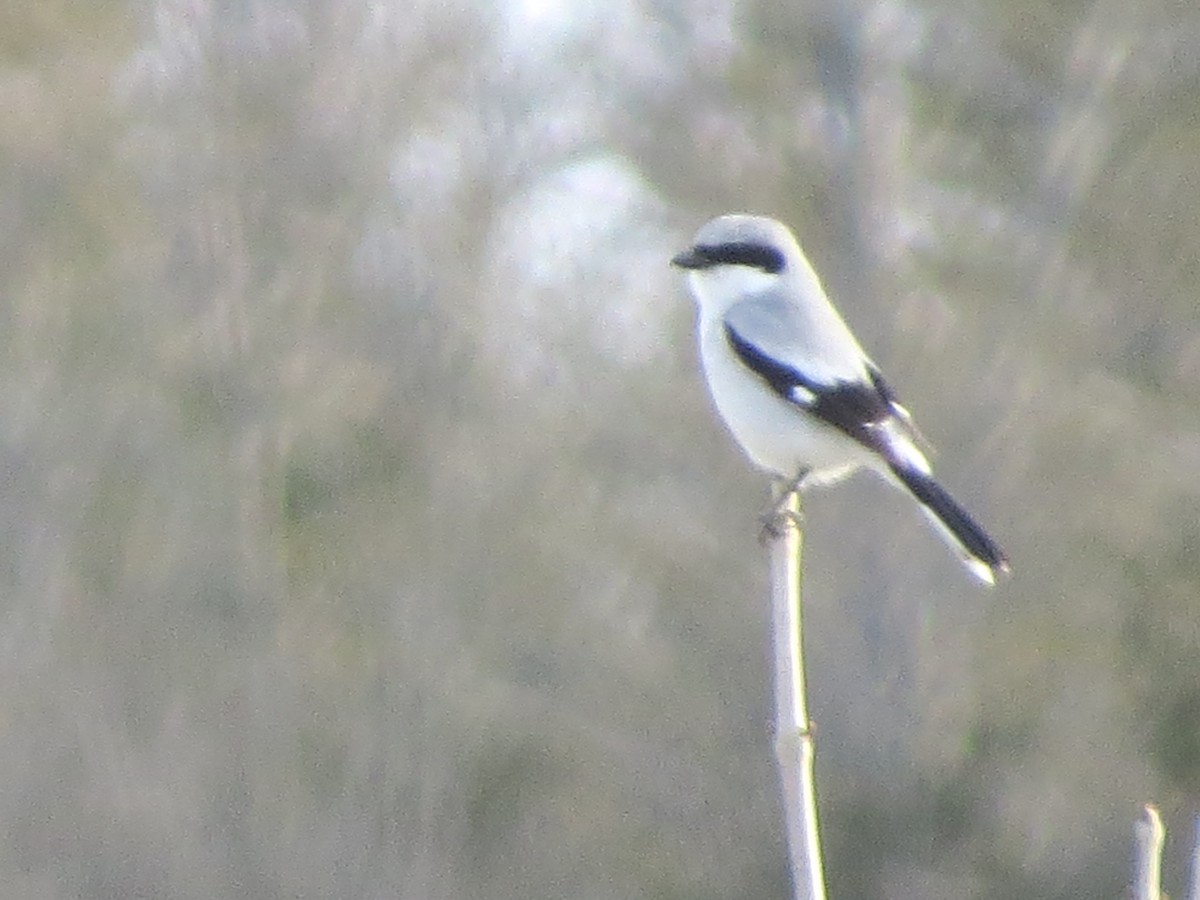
top-left (671, 247), bottom-right (708, 269)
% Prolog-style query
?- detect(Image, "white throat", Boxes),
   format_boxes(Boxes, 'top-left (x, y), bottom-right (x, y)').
top-left (687, 266), bottom-right (780, 320)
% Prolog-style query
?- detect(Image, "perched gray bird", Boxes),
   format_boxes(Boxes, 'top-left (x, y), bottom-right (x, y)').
top-left (673, 214), bottom-right (1009, 584)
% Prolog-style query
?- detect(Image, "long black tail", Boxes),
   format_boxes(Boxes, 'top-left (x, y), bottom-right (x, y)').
top-left (889, 464), bottom-right (1010, 585)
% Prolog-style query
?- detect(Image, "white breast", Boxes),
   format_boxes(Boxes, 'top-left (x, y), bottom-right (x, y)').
top-left (698, 319), bottom-right (877, 484)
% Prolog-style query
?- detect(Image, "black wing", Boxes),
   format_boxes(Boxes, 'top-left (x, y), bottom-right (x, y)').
top-left (724, 320), bottom-right (895, 457)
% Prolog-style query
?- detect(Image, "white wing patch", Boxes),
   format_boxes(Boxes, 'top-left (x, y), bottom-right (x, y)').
top-left (790, 384), bottom-right (816, 406)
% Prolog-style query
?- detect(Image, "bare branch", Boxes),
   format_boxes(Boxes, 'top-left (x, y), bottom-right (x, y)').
top-left (769, 489), bottom-right (827, 900)
top-left (1133, 804), bottom-right (1165, 900)
top-left (1189, 814), bottom-right (1200, 900)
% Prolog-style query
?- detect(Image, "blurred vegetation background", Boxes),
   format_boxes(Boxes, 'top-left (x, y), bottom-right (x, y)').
top-left (2, 0), bottom-right (1198, 897)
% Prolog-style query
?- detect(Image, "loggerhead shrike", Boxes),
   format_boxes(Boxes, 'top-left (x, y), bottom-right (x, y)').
top-left (673, 214), bottom-right (1009, 584)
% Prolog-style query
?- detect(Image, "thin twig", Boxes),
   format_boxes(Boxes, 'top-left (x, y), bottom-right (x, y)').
top-left (1133, 804), bottom-right (1165, 900)
top-left (768, 489), bottom-right (827, 900)
top-left (1189, 814), bottom-right (1200, 900)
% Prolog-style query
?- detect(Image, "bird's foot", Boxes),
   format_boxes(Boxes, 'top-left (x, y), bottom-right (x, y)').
top-left (758, 468), bottom-right (809, 542)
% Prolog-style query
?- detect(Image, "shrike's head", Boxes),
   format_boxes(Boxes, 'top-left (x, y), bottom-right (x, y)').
top-left (670, 214), bottom-right (1009, 583)
top-left (672, 214), bottom-right (818, 315)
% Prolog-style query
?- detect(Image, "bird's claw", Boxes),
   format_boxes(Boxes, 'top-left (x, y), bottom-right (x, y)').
top-left (759, 507), bottom-right (804, 542)
top-left (758, 468), bottom-right (810, 543)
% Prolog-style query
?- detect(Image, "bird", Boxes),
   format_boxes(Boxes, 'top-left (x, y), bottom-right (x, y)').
top-left (672, 214), bottom-right (1009, 584)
